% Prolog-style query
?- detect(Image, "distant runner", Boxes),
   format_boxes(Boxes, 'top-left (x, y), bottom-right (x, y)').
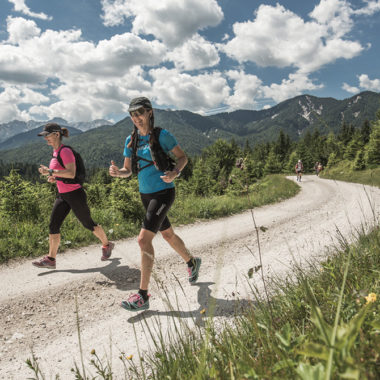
top-left (32, 123), bottom-right (114, 269)
top-left (295, 159), bottom-right (304, 182)
top-left (314, 161), bottom-right (319, 175)
top-left (317, 162), bottom-right (323, 176)
top-left (109, 97), bottom-right (201, 312)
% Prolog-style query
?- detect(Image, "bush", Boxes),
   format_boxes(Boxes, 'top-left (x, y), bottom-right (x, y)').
top-left (0, 170), bottom-right (43, 221)
top-left (108, 178), bottom-right (144, 222)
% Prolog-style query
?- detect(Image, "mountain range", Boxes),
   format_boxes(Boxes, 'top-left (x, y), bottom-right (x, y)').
top-left (0, 91), bottom-right (379, 168)
top-left (0, 117), bottom-right (112, 147)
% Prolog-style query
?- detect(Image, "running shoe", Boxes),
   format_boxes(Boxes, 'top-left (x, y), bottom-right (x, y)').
top-left (188, 257), bottom-right (201, 284)
top-left (32, 256), bottom-right (56, 269)
top-left (120, 293), bottom-right (150, 311)
top-left (101, 242), bottom-right (114, 261)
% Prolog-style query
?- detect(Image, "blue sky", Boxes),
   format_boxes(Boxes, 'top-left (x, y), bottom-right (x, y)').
top-left (0, 0), bottom-right (379, 123)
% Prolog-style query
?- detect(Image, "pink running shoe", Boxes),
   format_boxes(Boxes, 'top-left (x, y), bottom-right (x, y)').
top-left (32, 256), bottom-right (56, 269)
top-left (120, 293), bottom-right (150, 311)
top-left (101, 242), bottom-right (114, 261)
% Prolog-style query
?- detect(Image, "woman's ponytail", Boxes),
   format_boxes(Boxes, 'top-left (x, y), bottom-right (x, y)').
top-left (61, 128), bottom-right (69, 138)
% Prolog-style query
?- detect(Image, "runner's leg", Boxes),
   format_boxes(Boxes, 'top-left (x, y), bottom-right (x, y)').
top-left (64, 188), bottom-right (109, 246)
top-left (160, 226), bottom-right (192, 262)
top-left (137, 228), bottom-right (155, 290)
top-left (48, 234), bottom-right (61, 258)
top-left (48, 196), bottom-right (71, 258)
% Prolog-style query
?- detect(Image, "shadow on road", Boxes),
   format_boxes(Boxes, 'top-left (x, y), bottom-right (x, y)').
top-left (126, 281), bottom-right (253, 326)
top-left (37, 258), bottom-right (140, 291)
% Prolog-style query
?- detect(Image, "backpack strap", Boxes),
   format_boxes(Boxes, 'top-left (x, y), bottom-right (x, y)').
top-left (131, 128), bottom-right (154, 173)
top-left (54, 145), bottom-right (80, 184)
top-left (55, 145), bottom-right (70, 168)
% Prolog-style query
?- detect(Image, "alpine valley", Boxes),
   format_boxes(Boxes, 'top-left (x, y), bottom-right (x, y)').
top-left (0, 91), bottom-right (379, 168)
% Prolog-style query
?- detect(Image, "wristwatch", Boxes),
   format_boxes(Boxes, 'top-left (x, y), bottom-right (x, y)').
top-left (48, 169), bottom-right (54, 176)
top-left (174, 168), bottom-right (181, 177)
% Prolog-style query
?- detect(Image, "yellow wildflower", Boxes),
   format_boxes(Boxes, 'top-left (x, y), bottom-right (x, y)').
top-left (365, 293), bottom-right (376, 304)
top-left (127, 355), bottom-right (133, 360)
top-left (91, 349), bottom-right (96, 355)
top-left (200, 308), bottom-right (206, 314)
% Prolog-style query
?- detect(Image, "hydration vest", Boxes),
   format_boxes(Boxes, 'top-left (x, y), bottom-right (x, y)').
top-left (131, 127), bottom-right (175, 175)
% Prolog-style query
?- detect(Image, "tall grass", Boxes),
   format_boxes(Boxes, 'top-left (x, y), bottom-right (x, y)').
top-left (322, 160), bottom-right (380, 188)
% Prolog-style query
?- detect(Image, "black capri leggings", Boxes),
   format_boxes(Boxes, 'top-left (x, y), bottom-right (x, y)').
top-left (49, 188), bottom-right (97, 234)
top-left (140, 188), bottom-right (175, 233)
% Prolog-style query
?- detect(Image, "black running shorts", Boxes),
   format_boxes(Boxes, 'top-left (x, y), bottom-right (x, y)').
top-left (49, 187), bottom-right (97, 234)
top-left (140, 188), bottom-right (175, 233)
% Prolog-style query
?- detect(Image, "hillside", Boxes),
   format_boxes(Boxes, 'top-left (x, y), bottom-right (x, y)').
top-left (210, 91), bottom-right (380, 141)
top-left (0, 118), bottom-right (112, 145)
top-left (0, 91), bottom-right (379, 168)
top-left (0, 125), bottom-right (83, 151)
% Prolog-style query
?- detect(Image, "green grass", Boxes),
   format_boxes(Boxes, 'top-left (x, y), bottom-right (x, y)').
top-left (170, 175), bottom-right (299, 223)
top-left (321, 160), bottom-right (380, 188)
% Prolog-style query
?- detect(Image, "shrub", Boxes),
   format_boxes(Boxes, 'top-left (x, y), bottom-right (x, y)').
top-left (0, 170), bottom-right (42, 221)
top-left (108, 178), bottom-right (144, 222)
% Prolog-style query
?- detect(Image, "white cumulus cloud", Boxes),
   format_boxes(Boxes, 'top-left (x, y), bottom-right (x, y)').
top-left (149, 67), bottom-right (229, 113)
top-left (221, 2), bottom-right (363, 74)
top-left (358, 74), bottom-right (380, 91)
top-left (262, 73), bottom-right (323, 103)
top-left (166, 34), bottom-right (220, 71)
top-left (342, 82), bottom-right (360, 93)
top-left (0, 17), bottom-right (170, 121)
top-left (225, 70), bottom-right (263, 110)
top-left (6, 16), bottom-right (41, 44)
top-left (8, 0), bottom-right (52, 20)
top-left (353, 0), bottom-right (380, 15)
top-left (0, 86), bottom-right (49, 122)
top-left (101, 0), bottom-right (223, 47)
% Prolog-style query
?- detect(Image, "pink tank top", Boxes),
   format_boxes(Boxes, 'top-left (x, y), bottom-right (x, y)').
top-left (50, 145), bottom-right (81, 194)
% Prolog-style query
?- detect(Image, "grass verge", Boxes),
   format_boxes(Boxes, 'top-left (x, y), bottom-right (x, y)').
top-left (321, 161), bottom-right (380, 188)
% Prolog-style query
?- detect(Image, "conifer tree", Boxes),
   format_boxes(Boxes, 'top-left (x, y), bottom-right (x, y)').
top-left (263, 148), bottom-right (281, 174)
top-left (344, 130), bottom-right (363, 161)
top-left (296, 141), bottom-right (313, 171)
top-left (286, 151), bottom-right (298, 172)
top-left (360, 119), bottom-right (371, 145)
top-left (366, 121), bottom-right (380, 166)
top-left (353, 149), bottom-right (366, 170)
top-left (338, 122), bottom-right (355, 145)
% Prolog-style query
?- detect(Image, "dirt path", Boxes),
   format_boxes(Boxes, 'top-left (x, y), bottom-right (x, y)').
top-left (1, 176), bottom-right (380, 379)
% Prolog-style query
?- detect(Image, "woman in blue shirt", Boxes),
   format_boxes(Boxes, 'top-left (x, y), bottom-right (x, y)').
top-left (109, 97), bottom-right (201, 311)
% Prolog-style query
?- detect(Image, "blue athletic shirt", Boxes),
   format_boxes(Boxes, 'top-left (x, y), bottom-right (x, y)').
top-left (123, 129), bottom-right (178, 194)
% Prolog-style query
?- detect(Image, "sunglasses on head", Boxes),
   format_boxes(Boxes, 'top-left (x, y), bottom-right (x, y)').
top-left (129, 108), bottom-right (147, 117)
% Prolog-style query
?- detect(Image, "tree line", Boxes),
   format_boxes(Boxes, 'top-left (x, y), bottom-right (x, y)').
top-left (1, 112), bottom-right (379, 193)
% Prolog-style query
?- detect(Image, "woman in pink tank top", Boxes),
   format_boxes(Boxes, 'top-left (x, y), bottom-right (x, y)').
top-left (32, 122), bottom-right (114, 269)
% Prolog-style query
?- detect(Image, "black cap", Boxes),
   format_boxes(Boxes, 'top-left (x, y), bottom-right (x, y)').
top-left (37, 122), bottom-right (62, 136)
top-left (128, 97), bottom-right (152, 112)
